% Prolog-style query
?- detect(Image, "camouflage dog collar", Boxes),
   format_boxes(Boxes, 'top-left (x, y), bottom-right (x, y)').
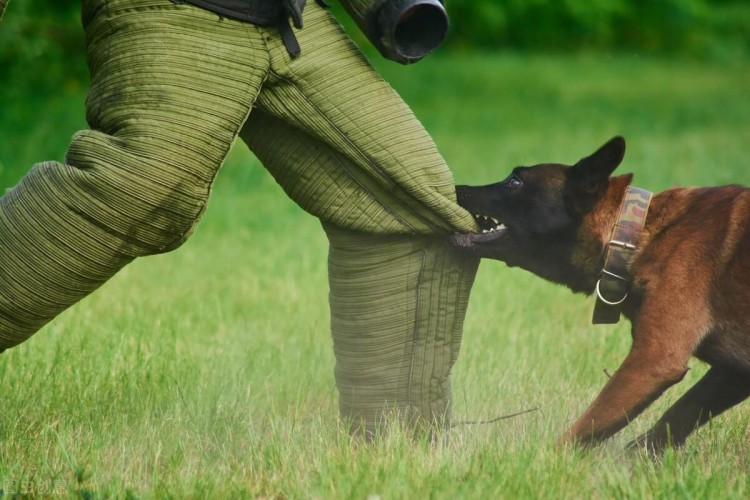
top-left (592, 186), bottom-right (653, 324)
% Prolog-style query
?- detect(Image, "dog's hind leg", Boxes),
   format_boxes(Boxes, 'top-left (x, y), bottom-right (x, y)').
top-left (627, 366), bottom-right (750, 454)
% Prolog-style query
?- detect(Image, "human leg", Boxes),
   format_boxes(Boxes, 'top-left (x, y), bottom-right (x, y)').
top-left (0, 0), bottom-right (269, 350)
top-left (241, 111), bottom-right (478, 435)
top-left (240, 4), bottom-right (479, 435)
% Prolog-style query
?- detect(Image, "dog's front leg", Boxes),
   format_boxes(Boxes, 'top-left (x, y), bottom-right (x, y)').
top-left (558, 322), bottom-right (693, 447)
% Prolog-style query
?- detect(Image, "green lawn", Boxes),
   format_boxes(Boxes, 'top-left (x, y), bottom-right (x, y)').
top-left (1, 52), bottom-right (749, 498)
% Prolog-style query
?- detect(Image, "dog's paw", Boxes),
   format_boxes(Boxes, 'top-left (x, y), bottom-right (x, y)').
top-left (626, 432), bottom-right (668, 457)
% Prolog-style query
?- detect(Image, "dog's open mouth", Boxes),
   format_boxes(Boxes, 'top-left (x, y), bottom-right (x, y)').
top-left (451, 213), bottom-right (508, 248)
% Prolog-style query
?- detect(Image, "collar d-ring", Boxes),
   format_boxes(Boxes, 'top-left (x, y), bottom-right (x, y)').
top-left (595, 279), bottom-right (628, 306)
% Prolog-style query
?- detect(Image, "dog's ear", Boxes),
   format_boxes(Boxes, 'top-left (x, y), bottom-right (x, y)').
top-left (568, 137), bottom-right (626, 191)
top-left (565, 137), bottom-right (626, 214)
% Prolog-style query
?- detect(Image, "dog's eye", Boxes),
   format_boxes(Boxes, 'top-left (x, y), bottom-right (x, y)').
top-left (508, 176), bottom-right (523, 189)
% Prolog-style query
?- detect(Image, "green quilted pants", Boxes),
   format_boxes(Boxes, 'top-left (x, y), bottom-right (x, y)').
top-left (0, 0), bottom-right (479, 435)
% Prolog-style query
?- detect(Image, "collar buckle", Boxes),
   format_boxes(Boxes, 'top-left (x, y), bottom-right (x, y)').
top-left (608, 239), bottom-right (637, 251)
top-left (592, 186), bottom-right (653, 324)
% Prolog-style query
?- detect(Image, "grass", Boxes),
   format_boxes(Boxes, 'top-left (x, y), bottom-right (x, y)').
top-left (1, 51), bottom-right (750, 497)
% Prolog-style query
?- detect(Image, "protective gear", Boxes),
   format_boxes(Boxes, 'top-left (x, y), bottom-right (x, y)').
top-left (0, 0), bottom-right (478, 437)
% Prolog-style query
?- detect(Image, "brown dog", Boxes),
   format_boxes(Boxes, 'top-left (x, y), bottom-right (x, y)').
top-left (452, 137), bottom-right (750, 452)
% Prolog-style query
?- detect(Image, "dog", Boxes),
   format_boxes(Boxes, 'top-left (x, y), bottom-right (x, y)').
top-left (451, 137), bottom-right (750, 452)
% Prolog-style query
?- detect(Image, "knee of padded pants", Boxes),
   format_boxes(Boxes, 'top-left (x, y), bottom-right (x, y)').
top-left (63, 131), bottom-right (214, 255)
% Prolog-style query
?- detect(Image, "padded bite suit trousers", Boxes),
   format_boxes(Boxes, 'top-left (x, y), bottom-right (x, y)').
top-left (0, 0), bottom-right (479, 434)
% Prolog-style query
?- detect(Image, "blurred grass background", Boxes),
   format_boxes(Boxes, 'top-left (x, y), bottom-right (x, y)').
top-left (1, 0), bottom-right (750, 497)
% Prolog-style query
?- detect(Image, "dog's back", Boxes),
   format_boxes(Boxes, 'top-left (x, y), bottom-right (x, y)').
top-left (644, 186), bottom-right (750, 373)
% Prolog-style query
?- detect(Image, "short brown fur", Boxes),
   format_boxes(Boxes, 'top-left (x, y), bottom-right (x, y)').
top-left (452, 137), bottom-right (750, 452)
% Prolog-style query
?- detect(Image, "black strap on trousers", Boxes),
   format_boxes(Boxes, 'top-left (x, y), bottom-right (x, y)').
top-left (279, 0), bottom-right (330, 57)
top-left (173, 0), bottom-right (330, 57)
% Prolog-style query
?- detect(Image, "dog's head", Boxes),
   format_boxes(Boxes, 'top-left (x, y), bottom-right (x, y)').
top-left (452, 137), bottom-right (628, 288)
